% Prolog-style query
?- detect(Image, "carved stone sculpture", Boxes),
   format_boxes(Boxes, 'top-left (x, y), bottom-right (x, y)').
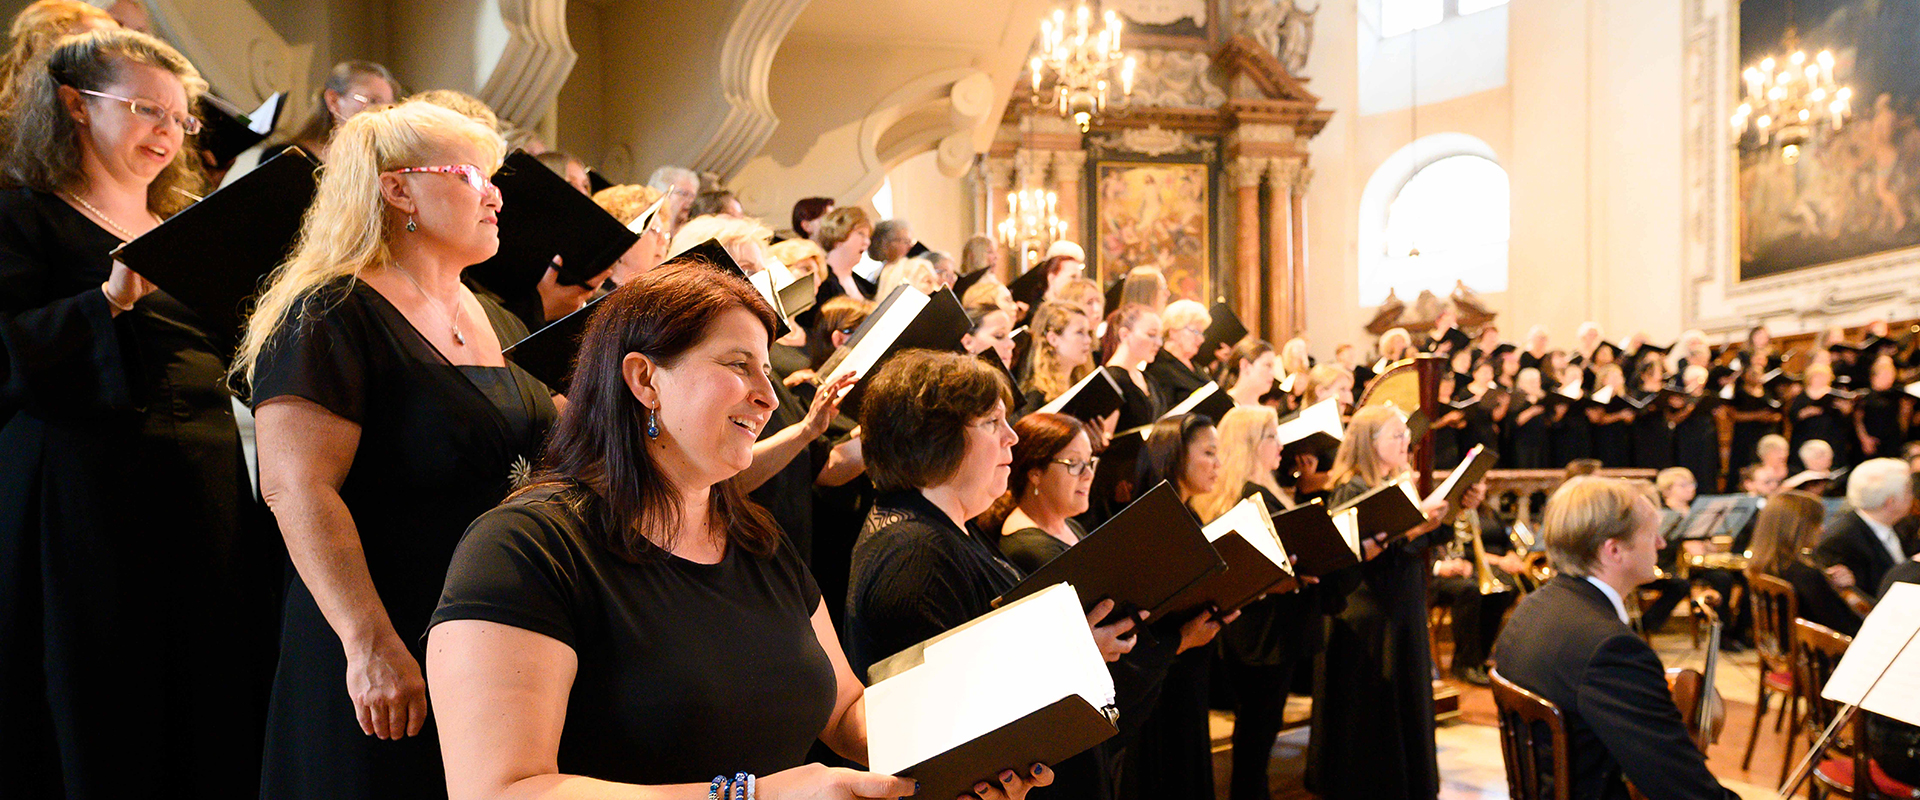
top-left (1232, 0), bottom-right (1318, 76)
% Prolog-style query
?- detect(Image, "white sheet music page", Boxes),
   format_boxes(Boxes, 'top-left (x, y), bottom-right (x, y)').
top-left (1822, 582), bottom-right (1920, 726)
top-left (1203, 496), bottom-right (1291, 572)
top-left (864, 583), bottom-right (1114, 775)
top-left (1331, 509), bottom-right (1362, 558)
top-left (1278, 398), bottom-right (1342, 444)
top-left (821, 286), bottom-right (930, 389)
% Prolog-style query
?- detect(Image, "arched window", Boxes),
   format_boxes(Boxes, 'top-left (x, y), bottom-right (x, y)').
top-left (1358, 135), bottom-right (1509, 306)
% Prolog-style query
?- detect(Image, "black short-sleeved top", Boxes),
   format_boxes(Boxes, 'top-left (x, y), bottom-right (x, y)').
top-left (430, 485), bottom-right (837, 785)
top-left (845, 489), bottom-right (1025, 676)
top-left (250, 278), bottom-right (556, 641)
top-left (998, 520), bottom-right (1085, 576)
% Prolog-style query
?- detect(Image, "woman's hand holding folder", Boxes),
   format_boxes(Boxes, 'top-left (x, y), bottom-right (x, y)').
top-left (1086, 599), bottom-right (1143, 662)
top-left (102, 259), bottom-right (155, 316)
top-left (1175, 607), bottom-right (1240, 654)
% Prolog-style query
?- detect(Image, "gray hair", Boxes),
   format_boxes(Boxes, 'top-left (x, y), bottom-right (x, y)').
top-left (1848, 458), bottom-right (1911, 512)
top-left (647, 166), bottom-right (697, 192)
top-left (1798, 439), bottom-right (1834, 466)
top-left (869, 218), bottom-right (911, 260)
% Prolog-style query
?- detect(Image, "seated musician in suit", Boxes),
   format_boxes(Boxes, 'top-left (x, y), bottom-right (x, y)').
top-left (1816, 458), bottom-right (1914, 599)
top-left (1493, 477), bottom-right (1737, 800)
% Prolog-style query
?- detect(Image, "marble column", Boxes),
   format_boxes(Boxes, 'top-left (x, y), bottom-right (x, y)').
top-left (1227, 156), bottom-right (1267, 340)
top-left (1051, 149), bottom-right (1087, 258)
top-left (1292, 165), bottom-right (1313, 340)
top-left (1267, 157), bottom-right (1301, 341)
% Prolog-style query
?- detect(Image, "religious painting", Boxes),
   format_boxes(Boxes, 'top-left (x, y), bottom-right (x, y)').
top-left (1737, 0), bottom-right (1920, 280)
top-left (1094, 161), bottom-right (1212, 302)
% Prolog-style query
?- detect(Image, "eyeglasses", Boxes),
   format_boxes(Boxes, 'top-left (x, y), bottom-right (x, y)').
top-left (74, 88), bottom-right (201, 134)
top-left (1052, 456), bottom-right (1100, 476)
top-left (344, 92), bottom-right (387, 106)
top-left (390, 164), bottom-right (496, 195)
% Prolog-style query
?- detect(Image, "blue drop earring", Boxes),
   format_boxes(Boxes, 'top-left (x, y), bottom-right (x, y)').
top-left (646, 408), bottom-right (659, 439)
top-left (406, 215), bottom-right (417, 232)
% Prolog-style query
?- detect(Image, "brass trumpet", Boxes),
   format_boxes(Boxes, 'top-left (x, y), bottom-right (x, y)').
top-left (1458, 513), bottom-right (1511, 595)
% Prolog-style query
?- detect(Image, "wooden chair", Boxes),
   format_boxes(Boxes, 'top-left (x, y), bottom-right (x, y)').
top-left (1746, 573), bottom-right (1801, 783)
top-left (1796, 618), bottom-right (1920, 800)
top-left (1491, 668), bottom-right (1572, 800)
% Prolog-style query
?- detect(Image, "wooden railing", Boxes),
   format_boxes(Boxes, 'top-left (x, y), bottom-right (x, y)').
top-left (1434, 468), bottom-right (1658, 529)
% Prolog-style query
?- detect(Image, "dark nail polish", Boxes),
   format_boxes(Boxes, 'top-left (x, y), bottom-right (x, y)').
top-left (1031, 764), bottom-right (1046, 777)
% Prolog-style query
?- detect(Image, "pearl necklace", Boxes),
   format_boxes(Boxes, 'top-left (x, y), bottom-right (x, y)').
top-left (64, 192), bottom-right (144, 240)
top-left (390, 262), bottom-right (467, 346)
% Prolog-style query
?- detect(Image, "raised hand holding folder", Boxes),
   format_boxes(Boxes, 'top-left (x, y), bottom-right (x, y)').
top-left (864, 583), bottom-right (1117, 800)
top-left (994, 482), bottom-right (1226, 624)
top-left (815, 284), bottom-right (970, 411)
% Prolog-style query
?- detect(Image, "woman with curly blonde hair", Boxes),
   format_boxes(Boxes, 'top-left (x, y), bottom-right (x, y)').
top-left (0, 28), bottom-right (276, 798)
top-left (235, 100), bottom-right (558, 798)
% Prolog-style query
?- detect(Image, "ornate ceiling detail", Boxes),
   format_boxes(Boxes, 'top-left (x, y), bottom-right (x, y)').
top-left (693, 0), bottom-right (813, 180)
top-left (476, 0), bottom-right (577, 129)
top-left (1231, 0), bottom-right (1316, 77)
top-left (1122, 48), bottom-right (1226, 110)
top-left (1088, 123), bottom-right (1209, 157)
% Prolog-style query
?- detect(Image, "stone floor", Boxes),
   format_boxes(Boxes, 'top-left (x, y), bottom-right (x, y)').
top-left (1208, 628), bottom-right (1811, 799)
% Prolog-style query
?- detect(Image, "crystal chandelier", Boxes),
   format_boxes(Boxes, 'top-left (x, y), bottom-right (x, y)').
top-left (1730, 28), bottom-right (1852, 164)
top-left (1029, 4), bottom-right (1136, 132)
top-left (998, 186), bottom-right (1065, 268)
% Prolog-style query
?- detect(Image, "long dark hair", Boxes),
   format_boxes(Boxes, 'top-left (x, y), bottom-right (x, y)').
top-left (521, 261), bottom-right (782, 562)
top-left (1136, 413), bottom-right (1215, 498)
top-left (981, 413), bottom-right (1088, 533)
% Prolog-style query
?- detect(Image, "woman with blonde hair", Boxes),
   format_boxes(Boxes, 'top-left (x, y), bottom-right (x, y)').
top-left (1118, 265), bottom-right (1169, 312)
top-left (1221, 338), bottom-right (1277, 408)
top-left (814, 206), bottom-right (875, 304)
top-left (1019, 301), bottom-right (1095, 411)
top-left (235, 101), bottom-right (558, 798)
top-left (1103, 303), bottom-right (1165, 429)
top-left (0, 28), bottom-right (274, 797)
top-left (0, 0), bottom-right (114, 119)
top-left (1148, 298), bottom-right (1212, 401)
top-left (591, 183), bottom-right (669, 284)
top-left (1307, 406), bottom-right (1450, 800)
top-left (1196, 407), bottom-right (1323, 800)
top-left (874, 255), bottom-right (939, 300)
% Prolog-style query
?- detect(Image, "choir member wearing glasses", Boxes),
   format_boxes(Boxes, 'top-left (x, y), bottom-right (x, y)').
top-left (270, 59), bottom-right (398, 164)
top-left (426, 267), bottom-right (960, 800)
top-left (0, 29), bottom-right (277, 797)
top-left (1145, 299), bottom-right (1212, 402)
top-left (1307, 406), bottom-right (1449, 800)
top-left (233, 101), bottom-right (557, 798)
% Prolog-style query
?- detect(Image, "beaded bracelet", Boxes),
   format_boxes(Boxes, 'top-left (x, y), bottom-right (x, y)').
top-left (731, 772), bottom-right (755, 800)
top-left (708, 775), bottom-right (729, 800)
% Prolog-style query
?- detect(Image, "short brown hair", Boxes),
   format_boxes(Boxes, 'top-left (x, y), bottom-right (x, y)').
top-left (860, 349), bottom-right (1014, 492)
top-left (815, 206), bottom-right (871, 252)
top-left (592, 183), bottom-right (664, 227)
top-left (1542, 477), bottom-right (1648, 576)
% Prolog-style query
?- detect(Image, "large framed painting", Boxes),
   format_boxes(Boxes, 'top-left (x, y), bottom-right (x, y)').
top-left (1094, 161), bottom-right (1212, 302)
top-left (1737, 0), bottom-right (1920, 281)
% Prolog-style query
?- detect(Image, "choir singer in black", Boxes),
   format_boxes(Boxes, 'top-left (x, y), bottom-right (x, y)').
top-left (234, 101), bottom-right (556, 798)
top-left (1492, 477), bottom-right (1737, 800)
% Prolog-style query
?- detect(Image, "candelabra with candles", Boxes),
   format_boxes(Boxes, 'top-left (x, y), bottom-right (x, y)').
top-left (998, 186), bottom-right (1065, 268)
top-left (1730, 32), bottom-right (1852, 164)
top-left (1030, 4), bottom-right (1136, 132)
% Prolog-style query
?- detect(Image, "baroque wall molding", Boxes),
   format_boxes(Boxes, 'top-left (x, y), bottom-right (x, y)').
top-left (1680, 0), bottom-right (1920, 336)
top-left (1123, 48), bottom-right (1227, 109)
top-left (476, 0), bottom-right (577, 129)
top-left (1088, 123), bottom-right (1209, 157)
top-left (692, 0), bottom-right (813, 180)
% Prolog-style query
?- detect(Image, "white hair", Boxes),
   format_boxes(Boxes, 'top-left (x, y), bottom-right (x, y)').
top-left (1798, 439), bottom-right (1834, 465)
top-left (1847, 458), bottom-right (1912, 512)
top-left (647, 165), bottom-right (697, 191)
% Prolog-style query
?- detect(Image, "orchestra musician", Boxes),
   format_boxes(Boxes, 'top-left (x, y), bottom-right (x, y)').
top-left (1491, 477), bottom-right (1738, 800)
top-left (1816, 457), bottom-right (1916, 599)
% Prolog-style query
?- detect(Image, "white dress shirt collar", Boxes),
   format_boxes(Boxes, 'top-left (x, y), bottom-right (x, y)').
top-left (1861, 512), bottom-right (1905, 564)
top-left (1585, 575), bottom-right (1631, 626)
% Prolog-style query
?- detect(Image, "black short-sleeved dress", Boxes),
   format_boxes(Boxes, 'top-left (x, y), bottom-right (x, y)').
top-left (252, 278), bottom-right (555, 799)
top-left (429, 484), bottom-right (838, 783)
top-left (998, 521), bottom-right (1082, 575)
top-left (845, 489), bottom-right (1024, 676)
top-left (0, 188), bottom-right (276, 798)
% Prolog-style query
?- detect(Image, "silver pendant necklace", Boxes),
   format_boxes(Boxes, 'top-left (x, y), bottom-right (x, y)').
top-left (390, 262), bottom-right (466, 346)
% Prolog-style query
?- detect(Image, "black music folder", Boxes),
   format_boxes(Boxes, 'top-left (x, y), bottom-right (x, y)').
top-left (1278, 398), bottom-right (1344, 460)
top-left (197, 92), bottom-right (285, 167)
top-left (112, 146), bottom-right (319, 352)
top-left (1159, 493), bottom-right (1296, 616)
top-left (1271, 501), bottom-right (1361, 576)
top-left (865, 584), bottom-right (1117, 800)
top-left (952, 268), bottom-right (992, 298)
top-left (1102, 276), bottom-right (1124, 314)
top-left (995, 482), bottom-right (1226, 623)
top-left (816, 284), bottom-right (970, 411)
top-left (674, 239), bottom-right (791, 338)
top-left (1161, 382), bottom-right (1234, 424)
top-left (1036, 368), bottom-right (1126, 424)
top-left (1199, 302), bottom-right (1248, 366)
top-left (466, 150), bottom-right (637, 297)
top-left (1006, 264), bottom-right (1050, 312)
top-left (503, 291), bottom-right (607, 391)
top-left (1331, 478), bottom-right (1426, 540)
top-left (1427, 444), bottom-right (1497, 520)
